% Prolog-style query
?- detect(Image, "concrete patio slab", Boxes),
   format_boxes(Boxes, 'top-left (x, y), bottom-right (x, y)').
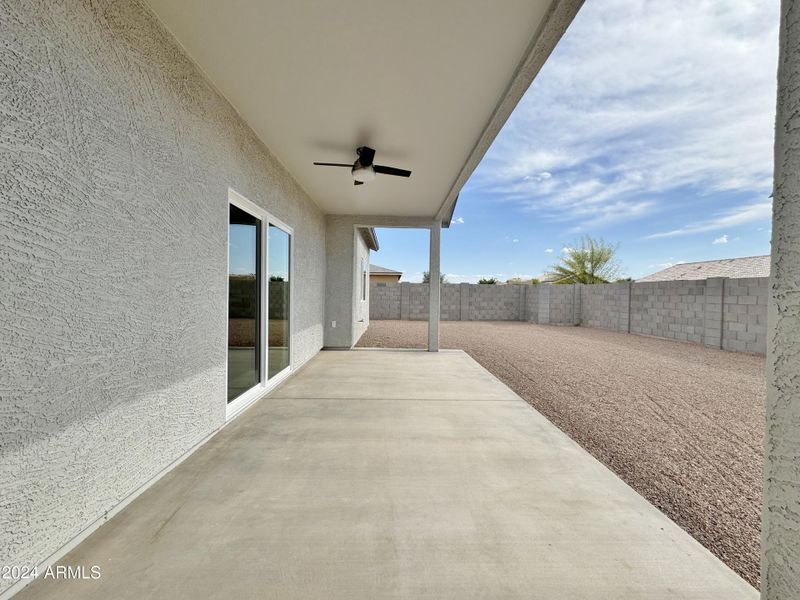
top-left (15, 349), bottom-right (756, 599)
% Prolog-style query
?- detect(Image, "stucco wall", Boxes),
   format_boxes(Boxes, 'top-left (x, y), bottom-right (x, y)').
top-left (352, 231), bottom-right (370, 343)
top-left (763, 2), bottom-right (800, 596)
top-left (0, 1), bottom-right (325, 593)
top-left (324, 216), bottom-right (356, 348)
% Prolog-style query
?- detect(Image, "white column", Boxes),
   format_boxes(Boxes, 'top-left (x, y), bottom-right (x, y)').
top-left (428, 221), bottom-right (441, 352)
top-left (763, 3), bottom-right (800, 598)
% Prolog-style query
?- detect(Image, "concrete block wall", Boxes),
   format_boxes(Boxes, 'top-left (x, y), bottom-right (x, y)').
top-left (408, 283), bottom-right (430, 320)
top-left (721, 277), bottom-right (768, 354)
top-left (546, 284), bottom-right (580, 325)
top-left (466, 283), bottom-right (524, 320)
top-left (580, 282), bottom-right (630, 332)
top-left (442, 284), bottom-right (462, 320)
top-left (370, 283), bottom-right (529, 321)
top-left (525, 282), bottom-right (539, 322)
top-left (630, 280), bottom-right (706, 344)
top-left (370, 282), bottom-right (401, 320)
top-left (369, 278), bottom-right (768, 355)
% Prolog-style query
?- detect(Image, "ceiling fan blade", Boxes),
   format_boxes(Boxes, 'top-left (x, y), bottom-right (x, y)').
top-left (354, 180), bottom-right (364, 186)
top-left (313, 162), bottom-right (353, 167)
top-left (374, 165), bottom-right (411, 178)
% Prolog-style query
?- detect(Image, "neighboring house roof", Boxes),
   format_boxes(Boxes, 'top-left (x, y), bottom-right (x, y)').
top-left (370, 264), bottom-right (403, 276)
top-left (637, 255), bottom-right (771, 282)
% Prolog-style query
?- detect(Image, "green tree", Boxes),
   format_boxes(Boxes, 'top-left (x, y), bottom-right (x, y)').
top-left (478, 277), bottom-right (498, 284)
top-left (530, 277), bottom-right (541, 285)
top-left (546, 237), bottom-right (622, 284)
top-left (422, 271), bottom-right (447, 283)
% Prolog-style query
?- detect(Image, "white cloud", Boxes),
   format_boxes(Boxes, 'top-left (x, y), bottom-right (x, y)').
top-left (467, 0), bottom-right (778, 230)
top-left (452, 217), bottom-right (465, 224)
top-left (512, 238), bottom-right (519, 243)
top-left (648, 200), bottom-right (772, 238)
top-left (712, 234), bottom-right (729, 244)
top-left (562, 246), bottom-right (573, 253)
top-left (545, 248), bottom-right (554, 253)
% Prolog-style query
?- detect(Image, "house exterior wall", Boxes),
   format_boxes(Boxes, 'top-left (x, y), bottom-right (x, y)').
top-left (0, 1), bottom-right (326, 593)
top-left (324, 216), bottom-right (357, 348)
top-left (763, 3), bottom-right (800, 595)
top-left (352, 231), bottom-right (371, 343)
top-left (370, 273), bottom-right (401, 284)
top-left (324, 217), bottom-right (433, 348)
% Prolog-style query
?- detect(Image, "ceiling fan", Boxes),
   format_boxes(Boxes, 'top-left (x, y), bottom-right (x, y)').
top-left (313, 146), bottom-right (411, 186)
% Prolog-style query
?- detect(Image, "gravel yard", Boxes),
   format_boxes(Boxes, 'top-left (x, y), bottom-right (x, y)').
top-left (357, 320), bottom-right (765, 588)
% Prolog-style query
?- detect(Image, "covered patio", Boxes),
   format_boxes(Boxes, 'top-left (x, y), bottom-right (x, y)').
top-left (17, 350), bottom-right (754, 599)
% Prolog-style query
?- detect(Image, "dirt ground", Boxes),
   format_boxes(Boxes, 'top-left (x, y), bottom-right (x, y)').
top-left (357, 320), bottom-right (765, 588)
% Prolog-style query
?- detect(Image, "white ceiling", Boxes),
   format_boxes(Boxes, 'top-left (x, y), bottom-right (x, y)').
top-left (145, 0), bottom-right (562, 219)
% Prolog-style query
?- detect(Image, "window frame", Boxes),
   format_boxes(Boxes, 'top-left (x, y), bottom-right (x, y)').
top-left (225, 188), bottom-right (294, 422)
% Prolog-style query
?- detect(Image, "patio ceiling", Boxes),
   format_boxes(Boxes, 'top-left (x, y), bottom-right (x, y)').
top-left (143, 0), bottom-right (582, 222)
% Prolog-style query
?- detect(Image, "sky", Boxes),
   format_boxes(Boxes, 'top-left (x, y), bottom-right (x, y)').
top-left (371, 0), bottom-right (779, 283)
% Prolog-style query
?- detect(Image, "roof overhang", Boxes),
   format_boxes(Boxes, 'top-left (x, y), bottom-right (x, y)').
top-left (359, 227), bottom-right (380, 252)
top-left (143, 0), bottom-right (583, 223)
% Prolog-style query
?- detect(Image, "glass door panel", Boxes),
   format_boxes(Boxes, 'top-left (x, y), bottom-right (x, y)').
top-left (227, 204), bottom-right (262, 402)
top-left (268, 224), bottom-right (290, 378)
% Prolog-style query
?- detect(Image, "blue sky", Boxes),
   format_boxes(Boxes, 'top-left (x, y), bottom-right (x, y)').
top-left (371, 0), bottom-right (778, 282)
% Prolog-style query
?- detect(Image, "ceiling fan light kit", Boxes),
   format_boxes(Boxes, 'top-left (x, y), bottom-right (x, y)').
top-left (352, 165), bottom-right (376, 183)
top-left (313, 146), bottom-right (411, 186)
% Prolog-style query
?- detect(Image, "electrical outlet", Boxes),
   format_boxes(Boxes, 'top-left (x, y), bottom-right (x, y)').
top-left (331, 320), bottom-right (336, 328)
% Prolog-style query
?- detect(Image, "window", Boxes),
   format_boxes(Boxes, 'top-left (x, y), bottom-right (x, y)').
top-left (268, 224), bottom-right (290, 379)
top-left (226, 190), bottom-right (293, 418)
top-left (361, 259), bottom-right (367, 301)
top-left (227, 204), bottom-right (262, 403)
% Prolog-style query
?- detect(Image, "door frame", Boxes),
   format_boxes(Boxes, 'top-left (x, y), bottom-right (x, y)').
top-left (225, 187), bottom-right (294, 421)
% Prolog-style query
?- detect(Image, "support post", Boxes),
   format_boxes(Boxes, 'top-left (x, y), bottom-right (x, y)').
top-left (428, 222), bottom-right (441, 351)
top-left (763, 3), bottom-right (800, 598)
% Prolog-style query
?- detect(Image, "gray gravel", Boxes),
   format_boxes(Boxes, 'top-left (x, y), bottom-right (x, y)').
top-left (357, 320), bottom-right (764, 588)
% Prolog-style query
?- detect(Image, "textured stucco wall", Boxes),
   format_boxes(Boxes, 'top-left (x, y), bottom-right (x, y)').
top-left (0, 0), bottom-right (325, 593)
top-left (762, 2), bottom-right (800, 597)
top-left (352, 232), bottom-right (370, 344)
top-left (325, 217), bottom-right (434, 347)
top-left (324, 217), bottom-right (356, 348)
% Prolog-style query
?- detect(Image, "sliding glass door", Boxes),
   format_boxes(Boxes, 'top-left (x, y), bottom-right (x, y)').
top-left (268, 224), bottom-right (290, 379)
top-left (227, 191), bottom-right (293, 413)
top-left (228, 204), bottom-right (262, 402)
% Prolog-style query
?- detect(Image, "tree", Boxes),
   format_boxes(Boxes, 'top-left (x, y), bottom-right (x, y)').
top-left (530, 277), bottom-right (541, 285)
top-left (478, 277), bottom-right (498, 285)
top-left (546, 237), bottom-right (622, 284)
top-left (422, 271), bottom-right (447, 283)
